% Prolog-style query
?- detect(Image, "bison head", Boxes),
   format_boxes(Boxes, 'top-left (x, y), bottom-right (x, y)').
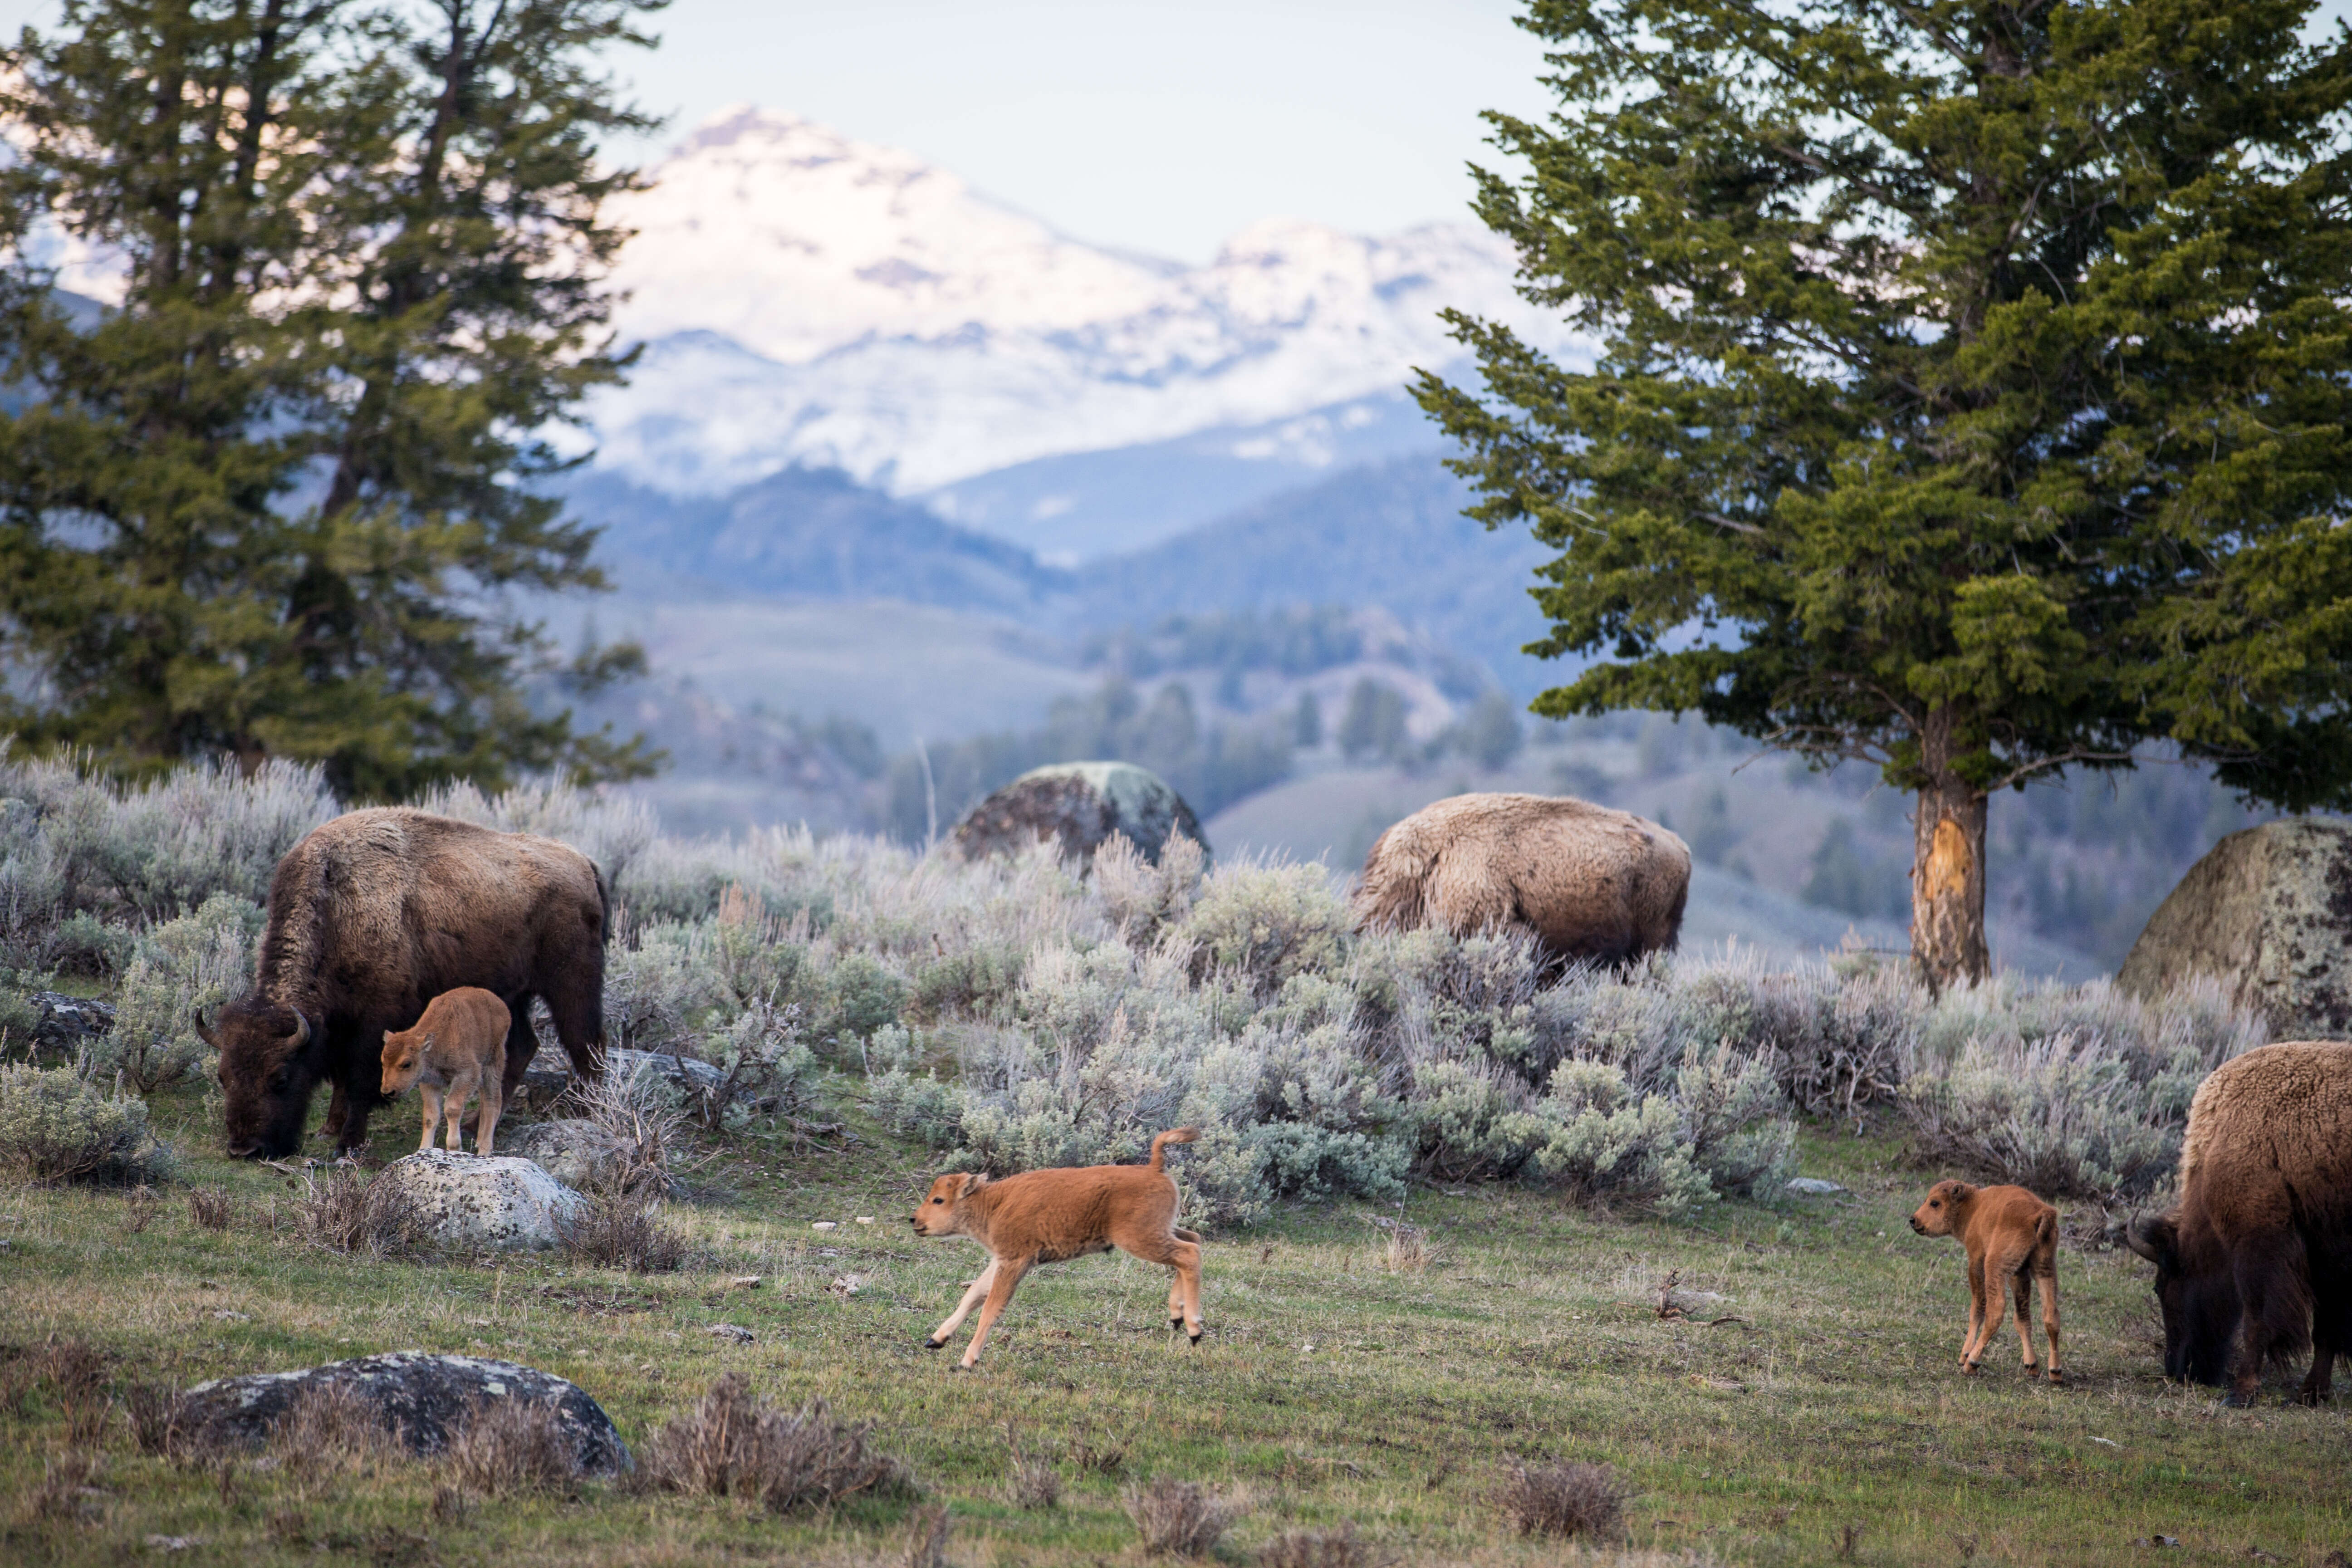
top-left (2124, 1213), bottom-right (2237, 1386)
top-left (910, 1172), bottom-right (986, 1238)
top-left (201, 1001), bottom-right (321, 1158)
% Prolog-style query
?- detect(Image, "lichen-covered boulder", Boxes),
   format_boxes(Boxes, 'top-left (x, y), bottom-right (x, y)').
top-left (371, 1150), bottom-right (580, 1252)
top-left (2117, 817), bottom-right (2352, 1036)
top-left (177, 1352), bottom-right (629, 1475)
top-left (506, 1119), bottom-right (633, 1191)
top-left (949, 761), bottom-right (1207, 868)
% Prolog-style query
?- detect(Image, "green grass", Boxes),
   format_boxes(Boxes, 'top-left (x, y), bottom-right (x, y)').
top-left (1, 1086), bottom-right (2345, 1567)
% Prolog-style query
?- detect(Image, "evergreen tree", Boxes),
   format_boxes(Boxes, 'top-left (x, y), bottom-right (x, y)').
top-left (1421, 0), bottom-right (2352, 986)
top-left (0, 0), bottom-right (661, 798)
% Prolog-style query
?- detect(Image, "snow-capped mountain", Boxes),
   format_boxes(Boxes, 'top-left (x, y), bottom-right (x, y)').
top-left (587, 108), bottom-right (1588, 504)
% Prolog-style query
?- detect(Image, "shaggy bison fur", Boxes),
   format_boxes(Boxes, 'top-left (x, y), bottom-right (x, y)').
top-left (1352, 793), bottom-right (1690, 968)
top-left (202, 808), bottom-right (608, 1159)
top-left (2126, 1040), bottom-right (2352, 1405)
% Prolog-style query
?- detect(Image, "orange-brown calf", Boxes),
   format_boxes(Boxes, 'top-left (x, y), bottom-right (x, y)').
top-left (909, 1127), bottom-right (1203, 1369)
top-left (1910, 1180), bottom-right (2062, 1382)
top-left (380, 987), bottom-right (511, 1158)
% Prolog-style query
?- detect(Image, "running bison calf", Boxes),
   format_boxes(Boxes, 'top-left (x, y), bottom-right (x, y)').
top-left (2126, 1040), bottom-right (2352, 1406)
top-left (1910, 1180), bottom-right (2062, 1383)
top-left (381, 988), bottom-right (511, 1158)
top-left (910, 1128), bottom-right (1204, 1369)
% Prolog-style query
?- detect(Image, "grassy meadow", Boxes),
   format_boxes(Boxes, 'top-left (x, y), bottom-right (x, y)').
top-left (3, 1083), bottom-right (2343, 1568)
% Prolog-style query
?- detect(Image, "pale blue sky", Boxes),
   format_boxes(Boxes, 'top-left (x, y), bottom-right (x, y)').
top-left (4, 2), bottom-right (2348, 264)
top-left (0, 0), bottom-right (1551, 263)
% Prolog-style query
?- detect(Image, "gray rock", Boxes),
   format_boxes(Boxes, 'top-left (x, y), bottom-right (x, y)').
top-left (514, 1047), bottom-right (753, 1113)
top-left (30, 990), bottom-right (115, 1057)
top-left (177, 1352), bottom-right (629, 1475)
top-left (506, 1119), bottom-right (634, 1191)
top-left (950, 761), bottom-right (1208, 868)
top-left (2117, 817), bottom-right (2352, 1037)
top-left (1784, 1177), bottom-right (1846, 1196)
top-left (371, 1150), bottom-right (580, 1252)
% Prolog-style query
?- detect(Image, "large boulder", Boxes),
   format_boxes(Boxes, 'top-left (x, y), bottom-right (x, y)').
top-left (950, 761), bottom-right (1207, 867)
top-left (177, 1352), bottom-right (630, 1475)
top-left (29, 991), bottom-right (115, 1059)
top-left (2117, 817), bottom-right (2352, 1036)
top-left (371, 1150), bottom-right (580, 1252)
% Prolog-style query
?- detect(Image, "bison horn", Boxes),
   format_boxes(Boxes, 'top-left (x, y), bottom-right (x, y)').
top-left (193, 1009), bottom-right (218, 1049)
top-left (2122, 1214), bottom-right (2171, 1264)
top-left (286, 1014), bottom-right (312, 1049)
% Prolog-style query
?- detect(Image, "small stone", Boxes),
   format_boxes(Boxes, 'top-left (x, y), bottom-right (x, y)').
top-left (144, 1535), bottom-right (200, 1552)
top-left (729, 1275), bottom-right (762, 1289)
top-left (811, 1221), bottom-right (837, 1231)
top-left (1784, 1176), bottom-right (1845, 1195)
top-left (828, 1274), bottom-right (863, 1297)
top-left (705, 1323), bottom-right (754, 1344)
top-left (855, 1216), bottom-right (874, 1225)
top-left (211, 1310), bottom-right (250, 1322)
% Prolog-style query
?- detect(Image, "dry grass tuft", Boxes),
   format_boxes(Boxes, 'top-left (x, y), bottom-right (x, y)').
top-left (121, 1184), bottom-right (159, 1234)
top-left (1257, 1522), bottom-right (1391, 1568)
top-left (902, 1502), bottom-right (952, 1568)
top-left (1380, 1223), bottom-right (1433, 1275)
top-left (15, 1448), bottom-right (107, 1527)
top-left (1005, 1423), bottom-right (1060, 1509)
top-left (294, 1165), bottom-right (381, 1253)
top-left (1126, 1476), bottom-right (1240, 1558)
top-left (429, 1483), bottom-right (473, 1525)
top-left (641, 1374), bottom-right (909, 1515)
top-left (124, 1381), bottom-right (191, 1461)
top-left (555, 1185), bottom-right (689, 1272)
top-left (270, 1381), bottom-right (397, 1482)
top-left (442, 1396), bottom-right (579, 1497)
top-left (1496, 1459), bottom-right (1627, 1540)
top-left (186, 1185), bottom-right (233, 1232)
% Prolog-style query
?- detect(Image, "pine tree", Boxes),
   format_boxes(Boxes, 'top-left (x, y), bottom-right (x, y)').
top-left (0, 0), bottom-right (662, 798)
top-left (1421, 0), bottom-right (2352, 987)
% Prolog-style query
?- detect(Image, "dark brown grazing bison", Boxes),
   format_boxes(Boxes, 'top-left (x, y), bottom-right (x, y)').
top-left (2125, 1040), bottom-right (2352, 1405)
top-left (1352, 793), bottom-right (1690, 968)
top-left (199, 808), bottom-right (609, 1159)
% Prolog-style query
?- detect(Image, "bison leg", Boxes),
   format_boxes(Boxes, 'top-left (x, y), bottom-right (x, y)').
top-left (2039, 1267), bottom-right (2063, 1385)
top-left (927, 1261), bottom-right (996, 1350)
top-left (499, 992), bottom-right (540, 1109)
top-left (418, 1083), bottom-right (444, 1153)
top-left (320, 1079), bottom-right (348, 1142)
top-left (1960, 1254), bottom-right (1989, 1372)
top-left (2009, 1261), bottom-right (2039, 1376)
top-left (959, 1256), bottom-right (1033, 1369)
top-left (475, 1073), bottom-right (503, 1159)
top-left (2228, 1230), bottom-right (2312, 1408)
top-left (543, 970), bottom-right (608, 1079)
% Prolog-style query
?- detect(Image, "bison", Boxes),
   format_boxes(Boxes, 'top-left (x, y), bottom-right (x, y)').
top-left (2125, 1040), bottom-right (2352, 1405)
top-left (1351, 793), bottom-right (1690, 968)
top-left (200, 808), bottom-right (609, 1159)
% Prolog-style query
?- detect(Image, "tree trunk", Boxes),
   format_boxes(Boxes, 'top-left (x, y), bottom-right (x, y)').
top-left (1911, 714), bottom-right (1989, 991)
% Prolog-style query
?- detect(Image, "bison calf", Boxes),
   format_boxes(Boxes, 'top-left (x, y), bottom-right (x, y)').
top-left (1910, 1180), bottom-right (2062, 1383)
top-left (910, 1128), bottom-right (1204, 1369)
top-left (380, 988), bottom-right (511, 1158)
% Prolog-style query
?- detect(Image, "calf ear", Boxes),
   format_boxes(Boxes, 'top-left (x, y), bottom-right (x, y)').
top-left (2124, 1214), bottom-right (2175, 1265)
top-left (957, 1173), bottom-right (987, 1198)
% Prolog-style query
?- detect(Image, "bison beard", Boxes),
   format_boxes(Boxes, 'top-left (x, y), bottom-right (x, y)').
top-left (2125, 1041), bottom-right (2352, 1406)
top-left (202, 808), bottom-right (610, 1159)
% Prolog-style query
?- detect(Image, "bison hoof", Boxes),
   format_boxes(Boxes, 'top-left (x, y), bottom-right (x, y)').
top-left (1960, 1362), bottom-right (1980, 1376)
top-left (922, 1338), bottom-right (946, 1351)
top-left (1171, 1317), bottom-right (1184, 1331)
top-left (2047, 1370), bottom-right (2064, 1386)
top-left (2221, 1388), bottom-right (2257, 1409)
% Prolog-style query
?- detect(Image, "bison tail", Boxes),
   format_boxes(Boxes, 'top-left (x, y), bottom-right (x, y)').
top-left (1352, 824), bottom-right (1432, 933)
top-left (1148, 1127), bottom-right (1200, 1171)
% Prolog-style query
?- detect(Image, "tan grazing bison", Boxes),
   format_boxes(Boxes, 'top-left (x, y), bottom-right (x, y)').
top-left (201, 808), bottom-right (609, 1159)
top-left (2126, 1041), bottom-right (2352, 1405)
top-left (1352, 793), bottom-right (1690, 968)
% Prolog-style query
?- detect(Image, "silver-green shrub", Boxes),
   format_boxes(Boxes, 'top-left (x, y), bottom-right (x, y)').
top-left (0, 1064), bottom-right (173, 1184)
top-left (95, 894), bottom-right (262, 1093)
